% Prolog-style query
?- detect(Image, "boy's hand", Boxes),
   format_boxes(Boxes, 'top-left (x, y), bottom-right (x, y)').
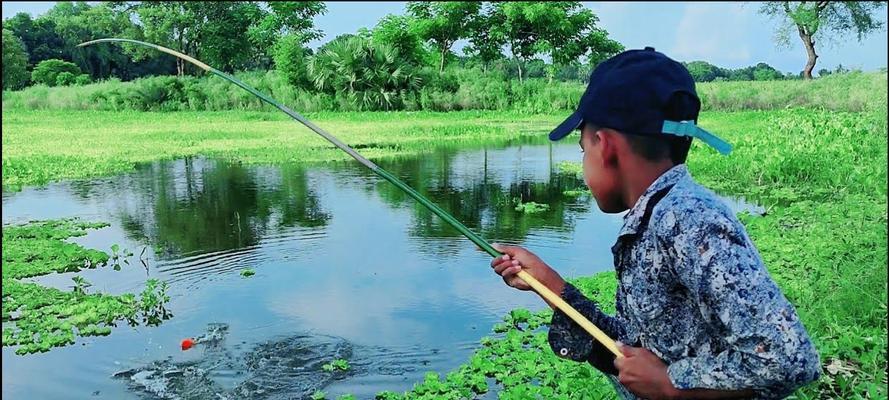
top-left (490, 244), bottom-right (565, 295)
top-left (614, 343), bottom-right (680, 400)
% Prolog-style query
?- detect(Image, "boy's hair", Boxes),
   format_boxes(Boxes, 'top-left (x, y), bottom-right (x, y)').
top-left (586, 122), bottom-right (692, 165)
top-left (624, 133), bottom-right (692, 165)
top-left (586, 91), bottom-right (697, 165)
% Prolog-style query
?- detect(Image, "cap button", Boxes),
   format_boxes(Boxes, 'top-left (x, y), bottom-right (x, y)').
top-left (644, 46), bottom-right (655, 51)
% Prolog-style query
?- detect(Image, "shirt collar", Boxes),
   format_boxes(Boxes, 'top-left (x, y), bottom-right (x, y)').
top-left (617, 164), bottom-right (689, 238)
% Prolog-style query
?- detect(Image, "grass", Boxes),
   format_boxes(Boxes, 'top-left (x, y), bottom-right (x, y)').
top-left (1, 109), bottom-right (556, 191)
top-left (3, 70), bottom-right (885, 114)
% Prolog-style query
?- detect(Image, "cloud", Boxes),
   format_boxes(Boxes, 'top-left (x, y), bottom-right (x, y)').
top-left (671, 3), bottom-right (754, 65)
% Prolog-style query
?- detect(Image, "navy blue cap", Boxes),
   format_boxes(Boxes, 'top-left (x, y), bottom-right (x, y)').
top-left (549, 47), bottom-right (731, 155)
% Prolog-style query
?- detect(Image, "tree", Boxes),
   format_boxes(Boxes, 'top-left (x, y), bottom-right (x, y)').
top-left (3, 12), bottom-right (66, 68)
top-left (274, 33), bottom-right (313, 89)
top-left (758, 1), bottom-right (886, 79)
top-left (751, 62), bottom-right (783, 81)
top-left (370, 14), bottom-right (427, 66)
top-left (307, 36), bottom-right (420, 111)
top-left (2, 29), bottom-right (30, 90)
top-left (46, 2), bottom-right (143, 80)
top-left (246, 1), bottom-right (327, 69)
top-left (489, 2), bottom-right (623, 83)
top-left (407, 2), bottom-right (481, 73)
top-left (127, 2), bottom-right (326, 74)
top-left (684, 60), bottom-right (723, 82)
top-left (464, 3), bottom-right (506, 72)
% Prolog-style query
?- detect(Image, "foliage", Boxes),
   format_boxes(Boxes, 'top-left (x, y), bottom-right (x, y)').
top-left (31, 58), bottom-right (81, 87)
top-left (407, 2), bottom-right (480, 73)
top-left (245, 1), bottom-right (327, 69)
top-left (125, 1), bottom-right (326, 74)
top-left (370, 14), bottom-right (428, 66)
top-left (2, 29), bottom-right (30, 90)
top-left (273, 33), bottom-right (313, 89)
top-left (2, 219), bottom-right (172, 355)
top-left (45, 2), bottom-right (142, 80)
top-left (240, 268), bottom-right (256, 277)
top-left (488, 2), bottom-right (623, 82)
top-left (308, 36), bottom-right (420, 111)
top-left (4, 12), bottom-right (67, 68)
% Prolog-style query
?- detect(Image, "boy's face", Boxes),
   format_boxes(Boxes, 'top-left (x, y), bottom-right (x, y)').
top-left (579, 124), bottom-right (625, 213)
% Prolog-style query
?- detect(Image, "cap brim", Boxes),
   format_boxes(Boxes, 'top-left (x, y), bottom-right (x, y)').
top-left (548, 111), bottom-right (583, 141)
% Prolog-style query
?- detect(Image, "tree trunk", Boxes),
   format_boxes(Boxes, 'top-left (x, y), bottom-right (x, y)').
top-left (439, 46), bottom-right (447, 74)
top-left (798, 26), bottom-right (817, 79)
top-left (516, 58), bottom-right (523, 83)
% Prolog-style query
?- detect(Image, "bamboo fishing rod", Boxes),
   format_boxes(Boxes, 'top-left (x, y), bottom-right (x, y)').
top-left (78, 38), bottom-right (623, 359)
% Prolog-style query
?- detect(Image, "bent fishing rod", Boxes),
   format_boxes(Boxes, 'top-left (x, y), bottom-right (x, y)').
top-left (78, 38), bottom-right (623, 358)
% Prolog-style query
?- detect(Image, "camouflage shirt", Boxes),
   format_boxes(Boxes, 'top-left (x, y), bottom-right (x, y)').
top-left (548, 164), bottom-right (821, 399)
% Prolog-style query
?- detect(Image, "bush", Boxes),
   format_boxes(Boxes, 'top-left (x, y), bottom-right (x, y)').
top-left (31, 59), bottom-right (81, 87)
top-left (55, 71), bottom-right (76, 87)
top-left (74, 74), bottom-right (91, 86)
top-left (307, 36), bottom-right (420, 111)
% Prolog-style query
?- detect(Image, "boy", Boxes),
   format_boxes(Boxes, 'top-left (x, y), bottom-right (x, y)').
top-left (490, 47), bottom-right (820, 399)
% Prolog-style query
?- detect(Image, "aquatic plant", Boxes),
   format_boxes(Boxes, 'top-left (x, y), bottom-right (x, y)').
top-left (2, 219), bottom-right (172, 355)
top-left (514, 201), bottom-right (549, 214)
top-left (322, 359), bottom-right (350, 372)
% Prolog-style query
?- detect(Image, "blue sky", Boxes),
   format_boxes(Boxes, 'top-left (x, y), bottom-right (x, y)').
top-left (3, 1), bottom-right (887, 74)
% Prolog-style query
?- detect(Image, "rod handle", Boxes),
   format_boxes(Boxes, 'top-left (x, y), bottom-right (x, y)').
top-left (516, 270), bottom-right (623, 358)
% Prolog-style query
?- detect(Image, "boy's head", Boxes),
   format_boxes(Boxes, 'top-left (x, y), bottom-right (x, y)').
top-left (549, 47), bottom-right (732, 212)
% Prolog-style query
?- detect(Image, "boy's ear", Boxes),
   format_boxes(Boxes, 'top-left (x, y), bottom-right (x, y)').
top-left (597, 129), bottom-right (619, 166)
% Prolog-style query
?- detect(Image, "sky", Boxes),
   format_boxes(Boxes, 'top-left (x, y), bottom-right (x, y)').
top-left (2, 1), bottom-right (887, 74)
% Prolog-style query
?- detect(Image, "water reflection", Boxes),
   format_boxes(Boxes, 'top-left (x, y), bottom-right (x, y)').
top-left (99, 142), bottom-right (591, 261)
top-left (110, 159), bottom-right (332, 258)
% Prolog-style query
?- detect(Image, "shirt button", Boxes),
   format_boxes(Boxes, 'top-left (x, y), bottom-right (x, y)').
top-left (559, 348), bottom-right (569, 357)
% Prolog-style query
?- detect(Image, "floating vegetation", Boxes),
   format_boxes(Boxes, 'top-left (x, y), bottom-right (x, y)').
top-left (322, 358), bottom-right (350, 372)
top-left (562, 188), bottom-right (588, 198)
top-left (514, 201), bottom-right (550, 214)
top-left (240, 268), bottom-right (256, 278)
top-left (311, 391), bottom-right (327, 400)
top-left (2, 219), bottom-right (172, 355)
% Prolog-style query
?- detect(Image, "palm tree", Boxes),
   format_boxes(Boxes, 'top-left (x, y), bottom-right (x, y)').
top-left (308, 36), bottom-right (420, 111)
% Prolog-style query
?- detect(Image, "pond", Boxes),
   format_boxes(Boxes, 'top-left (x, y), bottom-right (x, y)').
top-left (1, 139), bottom-right (763, 399)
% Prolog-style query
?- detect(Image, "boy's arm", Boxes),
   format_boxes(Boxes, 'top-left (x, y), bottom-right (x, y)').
top-left (664, 207), bottom-right (821, 398)
top-left (490, 244), bottom-right (627, 374)
top-left (548, 282), bottom-right (627, 375)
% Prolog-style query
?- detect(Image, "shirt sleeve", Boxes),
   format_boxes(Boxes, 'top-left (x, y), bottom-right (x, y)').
top-left (663, 207), bottom-right (821, 398)
top-left (547, 282), bottom-right (627, 375)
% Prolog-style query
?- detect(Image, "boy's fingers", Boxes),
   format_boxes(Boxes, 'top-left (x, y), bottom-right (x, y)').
top-left (490, 254), bottom-right (511, 268)
top-left (493, 262), bottom-right (513, 274)
top-left (617, 342), bottom-right (636, 358)
top-left (492, 243), bottom-right (518, 256)
top-left (614, 356), bottom-right (625, 371)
